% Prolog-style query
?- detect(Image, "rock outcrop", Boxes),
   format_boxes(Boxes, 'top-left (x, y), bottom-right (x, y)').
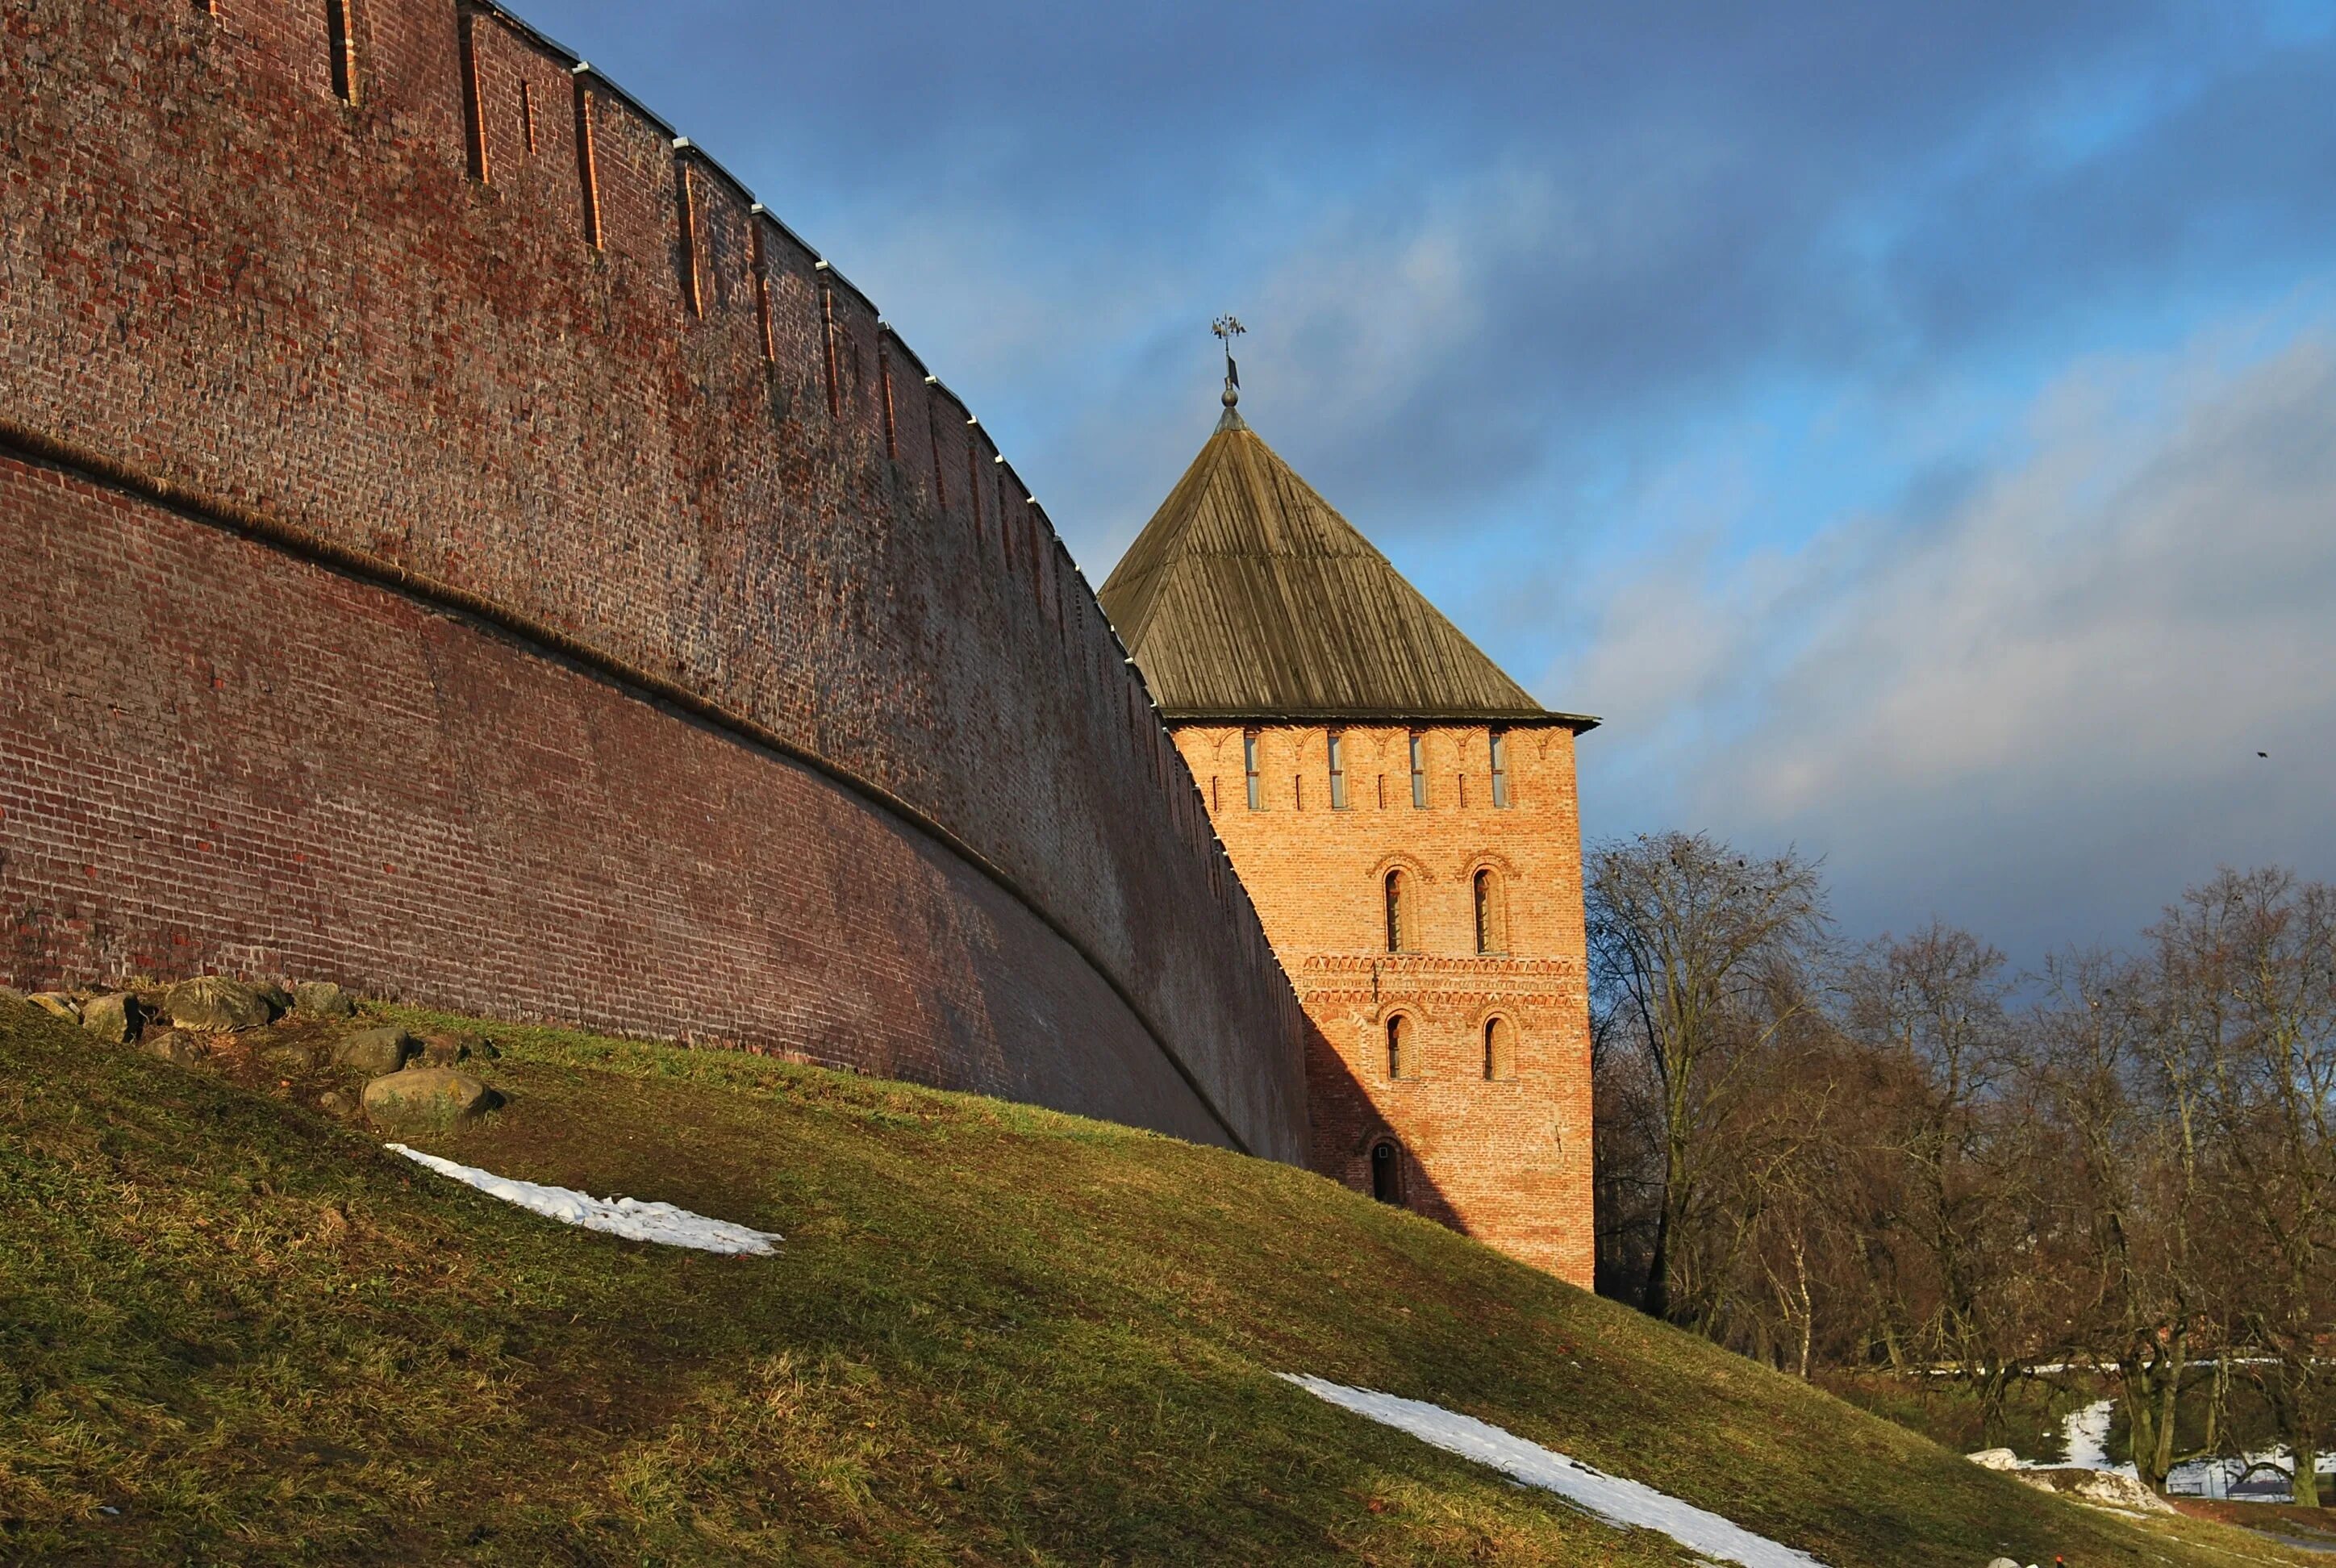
top-left (292, 981), bottom-right (355, 1019)
top-left (78, 992), bottom-right (137, 1044)
top-left (364, 1067), bottom-right (495, 1128)
top-left (160, 976), bottom-right (272, 1032)
top-left (334, 1028), bottom-right (419, 1075)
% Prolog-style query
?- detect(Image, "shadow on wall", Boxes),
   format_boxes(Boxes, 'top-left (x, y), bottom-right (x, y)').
top-left (1304, 1024), bottom-right (1465, 1234)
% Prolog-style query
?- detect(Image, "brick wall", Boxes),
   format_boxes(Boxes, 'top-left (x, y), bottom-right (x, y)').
top-left (1177, 723), bottom-right (1594, 1283)
top-left (0, 0), bottom-right (1305, 1163)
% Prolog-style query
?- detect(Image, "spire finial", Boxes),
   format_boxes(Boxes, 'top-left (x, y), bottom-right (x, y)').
top-left (1211, 315), bottom-right (1245, 408)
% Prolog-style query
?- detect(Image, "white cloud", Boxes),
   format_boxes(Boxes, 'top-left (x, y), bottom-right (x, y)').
top-left (1566, 315), bottom-right (2336, 955)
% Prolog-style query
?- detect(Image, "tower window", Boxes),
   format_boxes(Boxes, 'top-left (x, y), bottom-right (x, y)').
top-left (1409, 732), bottom-right (1426, 808)
top-left (457, 11), bottom-right (486, 178)
top-left (1384, 869), bottom-right (1410, 953)
top-left (1385, 1015), bottom-right (1409, 1078)
top-left (1328, 731), bottom-right (1348, 811)
top-left (1244, 730), bottom-right (1262, 811)
top-left (573, 75), bottom-right (602, 247)
top-left (1474, 868), bottom-right (1506, 954)
top-left (326, 0), bottom-right (357, 103)
top-left (1491, 730), bottom-right (1510, 808)
top-left (676, 161), bottom-right (703, 317)
top-left (1370, 1139), bottom-right (1402, 1204)
top-left (1483, 1016), bottom-right (1515, 1080)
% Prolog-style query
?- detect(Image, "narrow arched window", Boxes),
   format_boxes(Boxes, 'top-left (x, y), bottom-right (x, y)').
top-left (1244, 729), bottom-right (1262, 810)
top-left (1384, 869), bottom-right (1409, 953)
top-left (1484, 1016), bottom-right (1515, 1080)
top-left (1409, 731), bottom-right (1427, 808)
top-left (1328, 730), bottom-right (1349, 811)
top-left (327, 0), bottom-right (358, 103)
top-left (1370, 1140), bottom-right (1402, 1203)
top-left (1474, 868), bottom-right (1505, 954)
top-left (1490, 730), bottom-right (1511, 808)
top-left (1386, 1014), bottom-right (1408, 1078)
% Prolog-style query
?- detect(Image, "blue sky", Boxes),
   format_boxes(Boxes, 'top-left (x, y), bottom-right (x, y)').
top-left (521, 0), bottom-right (2336, 964)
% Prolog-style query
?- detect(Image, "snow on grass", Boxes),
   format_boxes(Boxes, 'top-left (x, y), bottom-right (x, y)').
top-left (2060, 1399), bottom-right (2118, 1473)
top-left (386, 1144), bottom-right (781, 1255)
top-left (1283, 1375), bottom-right (1826, 1568)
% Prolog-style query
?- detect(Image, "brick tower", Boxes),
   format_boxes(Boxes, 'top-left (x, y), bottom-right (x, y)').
top-left (1099, 381), bottom-right (1600, 1287)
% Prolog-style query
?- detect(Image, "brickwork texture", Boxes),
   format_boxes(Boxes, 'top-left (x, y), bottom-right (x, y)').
top-left (0, 0), bottom-right (1306, 1161)
top-left (1179, 723), bottom-right (1595, 1284)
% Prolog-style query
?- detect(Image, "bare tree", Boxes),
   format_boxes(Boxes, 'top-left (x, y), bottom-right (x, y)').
top-left (1584, 841), bottom-right (2334, 1497)
top-left (2030, 948), bottom-right (2216, 1492)
top-left (1591, 1021), bottom-right (1666, 1304)
top-left (1728, 1046), bottom-right (1843, 1378)
top-left (1587, 832), bottom-right (1829, 1325)
top-left (2156, 869), bottom-right (2336, 1506)
top-left (1844, 923), bottom-right (2042, 1445)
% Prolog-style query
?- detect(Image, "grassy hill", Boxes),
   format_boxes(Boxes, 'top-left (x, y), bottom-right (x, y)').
top-left (0, 996), bottom-right (2312, 1566)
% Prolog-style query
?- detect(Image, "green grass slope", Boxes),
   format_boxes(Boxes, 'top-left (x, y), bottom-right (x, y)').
top-left (0, 999), bottom-right (2306, 1566)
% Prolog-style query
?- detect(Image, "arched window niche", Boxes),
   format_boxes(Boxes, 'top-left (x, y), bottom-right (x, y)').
top-left (1385, 1013), bottom-right (1410, 1078)
top-left (1473, 867), bottom-right (1508, 954)
top-left (1384, 868), bottom-right (1412, 953)
top-left (1483, 1015), bottom-right (1516, 1081)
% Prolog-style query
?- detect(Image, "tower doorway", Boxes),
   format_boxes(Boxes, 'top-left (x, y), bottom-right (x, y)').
top-left (1370, 1140), bottom-right (1402, 1205)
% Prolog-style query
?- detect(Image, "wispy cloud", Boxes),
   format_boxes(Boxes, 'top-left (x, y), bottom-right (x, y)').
top-left (502, 1), bottom-right (2336, 951)
top-left (1568, 314), bottom-right (2336, 954)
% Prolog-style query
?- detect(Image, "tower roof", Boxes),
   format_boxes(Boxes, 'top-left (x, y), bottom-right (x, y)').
top-left (1099, 409), bottom-right (1597, 728)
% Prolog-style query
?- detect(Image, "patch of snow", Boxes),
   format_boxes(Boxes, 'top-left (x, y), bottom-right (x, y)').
top-left (1282, 1374), bottom-right (1826, 1568)
top-left (1984, 1397), bottom-right (2325, 1507)
top-left (386, 1144), bottom-right (781, 1255)
top-left (2059, 1399), bottom-right (2119, 1473)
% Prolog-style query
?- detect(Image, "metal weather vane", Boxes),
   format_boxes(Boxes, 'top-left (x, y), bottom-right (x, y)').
top-left (1212, 315), bottom-right (1246, 407)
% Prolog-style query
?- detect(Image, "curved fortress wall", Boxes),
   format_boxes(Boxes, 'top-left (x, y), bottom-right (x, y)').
top-left (0, 0), bottom-right (1308, 1161)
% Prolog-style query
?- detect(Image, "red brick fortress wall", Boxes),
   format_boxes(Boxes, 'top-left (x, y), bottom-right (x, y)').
top-left (0, 0), bottom-right (1306, 1161)
top-left (1176, 724), bottom-right (1594, 1283)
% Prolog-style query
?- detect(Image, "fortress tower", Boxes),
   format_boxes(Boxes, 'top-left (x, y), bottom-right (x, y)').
top-left (1100, 384), bottom-right (1600, 1285)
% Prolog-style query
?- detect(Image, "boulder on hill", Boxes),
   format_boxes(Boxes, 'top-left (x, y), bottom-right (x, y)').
top-left (333, 1028), bottom-right (418, 1076)
top-left (262, 1040), bottom-right (322, 1073)
top-left (29, 992), bottom-right (81, 1023)
top-left (418, 1030), bottom-right (487, 1066)
top-left (1965, 1449), bottom-right (2021, 1471)
top-left (161, 976), bottom-right (272, 1032)
top-left (363, 1066), bottom-right (496, 1128)
top-left (292, 981), bottom-right (355, 1019)
top-left (79, 992), bottom-right (139, 1044)
top-left (255, 981), bottom-right (294, 1015)
top-left (142, 1030), bottom-right (210, 1066)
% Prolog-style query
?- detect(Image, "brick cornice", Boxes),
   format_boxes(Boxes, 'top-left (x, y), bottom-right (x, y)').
top-left (1296, 953), bottom-right (1583, 1008)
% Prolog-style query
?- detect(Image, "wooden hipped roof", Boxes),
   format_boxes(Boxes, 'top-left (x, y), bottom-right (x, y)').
top-left (1099, 409), bottom-right (1596, 728)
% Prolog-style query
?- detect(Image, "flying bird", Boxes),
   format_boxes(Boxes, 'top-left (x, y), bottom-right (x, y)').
top-left (2259, 751), bottom-right (2270, 758)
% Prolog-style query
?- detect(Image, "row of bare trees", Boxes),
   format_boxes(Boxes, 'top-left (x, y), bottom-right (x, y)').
top-left (1588, 833), bottom-right (2336, 1503)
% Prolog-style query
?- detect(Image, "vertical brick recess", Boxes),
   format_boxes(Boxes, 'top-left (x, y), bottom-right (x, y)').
top-left (0, 0), bottom-right (1307, 1165)
top-left (1179, 723), bottom-right (1595, 1285)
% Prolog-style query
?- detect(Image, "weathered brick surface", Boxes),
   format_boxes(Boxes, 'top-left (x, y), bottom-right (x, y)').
top-left (0, 457), bottom-right (1233, 1142)
top-left (0, 0), bottom-right (1304, 1161)
top-left (1178, 724), bottom-right (1594, 1283)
